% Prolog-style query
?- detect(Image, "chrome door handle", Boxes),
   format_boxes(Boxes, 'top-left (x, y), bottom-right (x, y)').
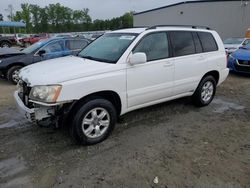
top-left (198, 56), bottom-right (205, 61)
top-left (164, 62), bottom-right (173, 67)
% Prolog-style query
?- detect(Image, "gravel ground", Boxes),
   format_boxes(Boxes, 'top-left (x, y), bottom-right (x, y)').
top-left (0, 74), bottom-right (249, 188)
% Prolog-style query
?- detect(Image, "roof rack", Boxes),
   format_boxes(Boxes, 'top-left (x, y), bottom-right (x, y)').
top-left (146, 25), bottom-right (210, 30)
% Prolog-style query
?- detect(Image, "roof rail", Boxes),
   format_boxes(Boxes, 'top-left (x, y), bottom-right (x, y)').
top-left (146, 25), bottom-right (210, 30)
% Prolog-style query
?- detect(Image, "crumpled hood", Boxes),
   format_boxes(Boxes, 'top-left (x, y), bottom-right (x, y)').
top-left (232, 49), bottom-right (250, 60)
top-left (19, 56), bottom-right (116, 86)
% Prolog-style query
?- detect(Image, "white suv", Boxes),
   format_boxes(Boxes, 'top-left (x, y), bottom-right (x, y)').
top-left (15, 26), bottom-right (229, 145)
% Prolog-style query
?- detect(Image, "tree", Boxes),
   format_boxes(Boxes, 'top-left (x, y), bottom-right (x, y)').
top-left (30, 4), bottom-right (41, 32)
top-left (0, 14), bottom-right (3, 21)
top-left (11, 3), bottom-right (133, 33)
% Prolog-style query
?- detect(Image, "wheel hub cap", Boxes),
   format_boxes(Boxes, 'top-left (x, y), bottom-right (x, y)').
top-left (81, 108), bottom-right (110, 139)
top-left (201, 81), bottom-right (214, 102)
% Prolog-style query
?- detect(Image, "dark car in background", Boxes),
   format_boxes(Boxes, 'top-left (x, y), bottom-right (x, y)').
top-left (0, 35), bottom-right (16, 47)
top-left (228, 42), bottom-right (250, 74)
top-left (0, 37), bottom-right (90, 84)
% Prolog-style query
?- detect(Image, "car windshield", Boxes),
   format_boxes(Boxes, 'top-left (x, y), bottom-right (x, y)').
top-left (223, 38), bottom-right (244, 45)
top-left (22, 40), bottom-right (48, 54)
top-left (240, 42), bottom-right (250, 49)
top-left (78, 33), bottom-right (138, 63)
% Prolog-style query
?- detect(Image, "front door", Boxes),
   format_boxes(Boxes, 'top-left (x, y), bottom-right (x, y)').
top-left (33, 40), bottom-right (65, 63)
top-left (127, 32), bottom-right (174, 108)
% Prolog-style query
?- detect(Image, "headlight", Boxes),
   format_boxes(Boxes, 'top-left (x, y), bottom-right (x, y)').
top-left (29, 85), bottom-right (62, 103)
top-left (0, 60), bottom-right (2, 63)
top-left (228, 54), bottom-right (235, 61)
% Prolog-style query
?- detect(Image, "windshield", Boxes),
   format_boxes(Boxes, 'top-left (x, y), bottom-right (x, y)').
top-left (22, 40), bottom-right (48, 54)
top-left (78, 33), bottom-right (138, 63)
top-left (240, 41), bottom-right (250, 49)
top-left (223, 38), bottom-right (244, 45)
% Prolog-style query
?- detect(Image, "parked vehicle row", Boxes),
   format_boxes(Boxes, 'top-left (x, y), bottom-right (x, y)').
top-left (15, 26), bottom-right (229, 145)
top-left (0, 37), bottom-right (90, 84)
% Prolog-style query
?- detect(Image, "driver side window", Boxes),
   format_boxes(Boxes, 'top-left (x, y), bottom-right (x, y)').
top-left (133, 32), bottom-right (169, 62)
top-left (41, 41), bottom-right (64, 54)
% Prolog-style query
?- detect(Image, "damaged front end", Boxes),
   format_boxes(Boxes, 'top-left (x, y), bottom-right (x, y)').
top-left (14, 80), bottom-right (73, 127)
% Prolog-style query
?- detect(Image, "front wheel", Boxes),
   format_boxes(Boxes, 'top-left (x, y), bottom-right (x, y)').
top-left (192, 75), bottom-right (216, 107)
top-left (70, 98), bottom-right (117, 145)
top-left (7, 66), bottom-right (23, 84)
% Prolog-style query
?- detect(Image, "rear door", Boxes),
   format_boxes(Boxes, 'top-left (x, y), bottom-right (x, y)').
top-left (170, 31), bottom-right (207, 95)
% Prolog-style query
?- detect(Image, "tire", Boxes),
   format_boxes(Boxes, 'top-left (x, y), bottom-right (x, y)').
top-left (192, 75), bottom-right (216, 107)
top-left (7, 66), bottom-right (23, 84)
top-left (70, 98), bottom-right (117, 145)
top-left (0, 41), bottom-right (11, 48)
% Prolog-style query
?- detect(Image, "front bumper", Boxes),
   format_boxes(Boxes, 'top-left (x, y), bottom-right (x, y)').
top-left (14, 91), bottom-right (35, 122)
top-left (14, 91), bottom-right (56, 123)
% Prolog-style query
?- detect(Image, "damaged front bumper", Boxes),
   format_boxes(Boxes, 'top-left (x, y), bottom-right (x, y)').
top-left (14, 91), bottom-right (56, 123)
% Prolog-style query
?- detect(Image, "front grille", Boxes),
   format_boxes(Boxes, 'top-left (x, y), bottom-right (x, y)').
top-left (235, 63), bottom-right (250, 73)
top-left (18, 80), bottom-right (32, 108)
top-left (238, 60), bottom-right (250, 66)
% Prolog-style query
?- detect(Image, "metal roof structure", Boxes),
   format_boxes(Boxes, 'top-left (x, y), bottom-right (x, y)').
top-left (134, 0), bottom-right (245, 15)
top-left (0, 21), bottom-right (26, 28)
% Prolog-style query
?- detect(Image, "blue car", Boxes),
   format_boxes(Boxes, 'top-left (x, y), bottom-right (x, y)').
top-left (0, 37), bottom-right (90, 84)
top-left (228, 43), bottom-right (250, 74)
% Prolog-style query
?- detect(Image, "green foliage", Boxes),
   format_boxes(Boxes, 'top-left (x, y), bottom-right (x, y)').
top-left (11, 3), bottom-right (133, 33)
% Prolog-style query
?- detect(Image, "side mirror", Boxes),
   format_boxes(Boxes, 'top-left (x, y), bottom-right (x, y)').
top-left (129, 52), bottom-right (147, 65)
top-left (37, 50), bottom-right (46, 56)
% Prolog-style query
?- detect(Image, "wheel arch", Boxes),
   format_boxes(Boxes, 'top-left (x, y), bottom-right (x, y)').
top-left (68, 90), bottom-right (122, 118)
top-left (6, 63), bottom-right (25, 70)
top-left (201, 70), bottom-right (219, 85)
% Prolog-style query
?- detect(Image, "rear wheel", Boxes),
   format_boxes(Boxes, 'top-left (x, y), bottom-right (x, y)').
top-left (192, 75), bottom-right (216, 107)
top-left (7, 66), bottom-right (23, 84)
top-left (0, 41), bottom-right (11, 48)
top-left (70, 98), bottom-right (117, 145)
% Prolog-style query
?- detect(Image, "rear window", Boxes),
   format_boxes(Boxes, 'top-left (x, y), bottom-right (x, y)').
top-left (170, 31), bottom-right (196, 57)
top-left (198, 32), bottom-right (218, 52)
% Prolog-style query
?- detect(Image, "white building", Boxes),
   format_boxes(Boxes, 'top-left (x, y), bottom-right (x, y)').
top-left (133, 0), bottom-right (250, 39)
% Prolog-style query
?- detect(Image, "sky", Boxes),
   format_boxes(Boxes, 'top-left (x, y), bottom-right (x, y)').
top-left (0, 0), bottom-right (188, 20)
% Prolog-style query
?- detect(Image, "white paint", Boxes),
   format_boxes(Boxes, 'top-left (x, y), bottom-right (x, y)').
top-left (16, 27), bottom-right (229, 121)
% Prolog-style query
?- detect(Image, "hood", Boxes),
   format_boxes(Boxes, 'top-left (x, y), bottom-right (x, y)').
top-left (232, 49), bottom-right (250, 60)
top-left (19, 56), bottom-right (118, 86)
top-left (0, 48), bottom-right (25, 59)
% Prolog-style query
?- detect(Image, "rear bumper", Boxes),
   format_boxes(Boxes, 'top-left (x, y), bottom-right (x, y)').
top-left (218, 68), bottom-right (229, 85)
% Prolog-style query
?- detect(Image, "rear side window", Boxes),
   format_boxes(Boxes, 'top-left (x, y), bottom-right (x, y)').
top-left (170, 31), bottom-right (195, 57)
top-left (192, 32), bottom-right (203, 53)
top-left (133, 32), bottom-right (169, 61)
top-left (198, 32), bottom-right (218, 52)
top-left (66, 40), bottom-right (88, 50)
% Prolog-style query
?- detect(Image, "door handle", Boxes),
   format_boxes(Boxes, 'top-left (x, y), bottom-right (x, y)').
top-left (198, 55), bottom-right (205, 61)
top-left (164, 62), bottom-right (173, 67)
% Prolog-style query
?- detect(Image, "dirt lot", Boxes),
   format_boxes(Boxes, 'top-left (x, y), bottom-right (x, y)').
top-left (0, 74), bottom-right (249, 188)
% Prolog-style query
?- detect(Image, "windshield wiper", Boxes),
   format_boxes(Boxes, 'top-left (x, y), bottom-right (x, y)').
top-left (81, 55), bottom-right (116, 64)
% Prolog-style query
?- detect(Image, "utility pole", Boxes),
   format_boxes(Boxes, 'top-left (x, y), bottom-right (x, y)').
top-left (5, 4), bottom-right (14, 21)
